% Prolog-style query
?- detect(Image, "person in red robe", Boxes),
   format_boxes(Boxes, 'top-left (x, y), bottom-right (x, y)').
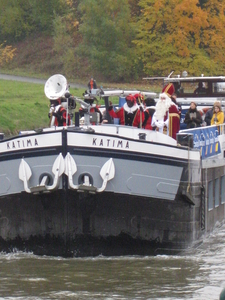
top-left (151, 83), bottom-right (180, 139)
top-left (108, 95), bottom-right (144, 127)
top-left (142, 97), bottom-right (156, 130)
top-left (48, 97), bottom-right (71, 127)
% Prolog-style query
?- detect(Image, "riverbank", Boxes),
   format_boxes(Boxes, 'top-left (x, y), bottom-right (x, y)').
top-left (0, 77), bottom-right (86, 136)
top-left (0, 70), bottom-right (162, 92)
top-left (0, 73), bottom-right (86, 89)
top-left (0, 73), bottom-right (161, 136)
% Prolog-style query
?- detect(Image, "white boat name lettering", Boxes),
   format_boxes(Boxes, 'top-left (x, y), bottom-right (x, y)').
top-left (92, 138), bottom-right (129, 148)
top-left (7, 138), bottom-right (39, 149)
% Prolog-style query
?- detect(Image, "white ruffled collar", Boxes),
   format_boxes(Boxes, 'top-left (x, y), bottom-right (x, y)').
top-left (123, 103), bottom-right (139, 113)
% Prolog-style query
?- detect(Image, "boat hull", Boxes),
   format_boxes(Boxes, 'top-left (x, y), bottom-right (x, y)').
top-left (0, 189), bottom-right (203, 257)
top-left (0, 126), bottom-right (223, 256)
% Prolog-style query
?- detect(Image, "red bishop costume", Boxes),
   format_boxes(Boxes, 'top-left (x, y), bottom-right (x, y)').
top-left (151, 83), bottom-right (180, 139)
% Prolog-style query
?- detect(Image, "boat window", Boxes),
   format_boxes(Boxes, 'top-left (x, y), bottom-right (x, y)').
top-left (215, 178), bottom-right (220, 207)
top-left (174, 81), bottom-right (209, 96)
top-left (213, 82), bottom-right (225, 94)
top-left (208, 180), bottom-right (213, 210)
top-left (221, 176), bottom-right (225, 204)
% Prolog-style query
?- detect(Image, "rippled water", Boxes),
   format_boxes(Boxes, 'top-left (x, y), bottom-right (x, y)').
top-left (1, 224), bottom-right (225, 299)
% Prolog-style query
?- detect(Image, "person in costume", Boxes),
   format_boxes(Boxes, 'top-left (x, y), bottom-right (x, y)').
top-left (151, 83), bottom-right (180, 139)
top-left (171, 93), bottom-right (181, 116)
top-left (108, 94), bottom-right (143, 127)
top-left (142, 97), bottom-right (156, 130)
top-left (211, 101), bottom-right (224, 127)
top-left (79, 96), bottom-right (103, 124)
top-left (184, 101), bottom-right (202, 128)
top-left (48, 97), bottom-right (71, 127)
top-left (133, 93), bottom-right (145, 128)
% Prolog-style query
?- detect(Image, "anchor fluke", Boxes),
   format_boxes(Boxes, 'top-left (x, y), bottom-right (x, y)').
top-left (19, 158), bottom-right (32, 193)
top-left (19, 153), bottom-right (65, 194)
top-left (65, 153), bottom-right (115, 193)
top-left (97, 158), bottom-right (115, 192)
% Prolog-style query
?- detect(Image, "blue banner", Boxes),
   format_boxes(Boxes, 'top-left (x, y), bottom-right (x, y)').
top-left (181, 126), bottom-right (221, 159)
top-left (180, 108), bottom-right (188, 130)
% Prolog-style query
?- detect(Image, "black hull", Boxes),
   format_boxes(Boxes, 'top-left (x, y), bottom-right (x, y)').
top-left (0, 189), bottom-right (203, 257)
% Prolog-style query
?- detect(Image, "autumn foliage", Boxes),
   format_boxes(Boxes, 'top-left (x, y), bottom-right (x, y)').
top-left (0, 43), bottom-right (16, 66)
top-left (1, 0), bottom-right (225, 80)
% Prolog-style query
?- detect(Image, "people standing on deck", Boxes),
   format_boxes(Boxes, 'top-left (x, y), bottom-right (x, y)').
top-left (211, 101), bottom-right (224, 126)
top-left (79, 96), bottom-right (103, 124)
top-left (151, 83), bottom-right (180, 139)
top-left (134, 93), bottom-right (145, 128)
top-left (204, 107), bottom-right (213, 126)
top-left (88, 77), bottom-right (97, 90)
top-left (184, 102), bottom-right (202, 128)
top-left (108, 94), bottom-right (143, 127)
top-left (48, 97), bottom-right (71, 127)
top-left (142, 97), bottom-right (156, 130)
top-left (171, 93), bottom-right (182, 116)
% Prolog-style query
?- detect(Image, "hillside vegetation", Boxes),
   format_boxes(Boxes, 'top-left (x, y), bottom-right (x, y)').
top-left (1, 0), bottom-right (225, 83)
top-left (1, 33), bottom-right (161, 91)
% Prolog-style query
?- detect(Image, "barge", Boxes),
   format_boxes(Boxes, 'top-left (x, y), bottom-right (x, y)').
top-left (0, 73), bottom-right (225, 256)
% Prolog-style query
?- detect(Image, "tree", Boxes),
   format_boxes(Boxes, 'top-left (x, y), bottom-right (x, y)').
top-left (78, 0), bottom-right (136, 81)
top-left (0, 43), bottom-right (16, 66)
top-left (134, 0), bottom-right (220, 76)
top-left (52, 0), bottom-right (82, 77)
top-left (0, 0), bottom-right (34, 42)
top-left (0, 0), bottom-right (68, 42)
top-left (200, 0), bottom-right (225, 74)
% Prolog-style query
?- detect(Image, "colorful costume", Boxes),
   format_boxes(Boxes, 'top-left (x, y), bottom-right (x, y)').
top-left (108, 95), bottom-right (143, 127)
top-left (49, 99), bottom-right (71, 127)
top-left (152, 84), bottom-right (180, 139)
top-left (142, 98), bottom-right (156, 130)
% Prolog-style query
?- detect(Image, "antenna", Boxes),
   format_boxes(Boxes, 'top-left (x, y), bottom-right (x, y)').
top-left (168, 70), bottom-right (174, 78)
top-left (44, 74), bottom-right (68, 100)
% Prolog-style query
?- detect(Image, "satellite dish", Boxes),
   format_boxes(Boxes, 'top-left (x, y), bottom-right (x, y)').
top-left (44, 74), bottom-right (68, 100)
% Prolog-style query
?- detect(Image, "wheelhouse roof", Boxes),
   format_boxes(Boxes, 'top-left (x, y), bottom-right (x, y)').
top-left (164, 76), bottom-right (225, 83)
top-left (143, 75), bottom-right (225, 83)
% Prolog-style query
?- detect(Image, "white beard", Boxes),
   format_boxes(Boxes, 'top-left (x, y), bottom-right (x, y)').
top-left (154, 93), bottom-right (172, 120)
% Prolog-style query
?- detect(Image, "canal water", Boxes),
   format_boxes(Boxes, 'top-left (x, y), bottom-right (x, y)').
top-left (0, 223), bottom-right (225, 299)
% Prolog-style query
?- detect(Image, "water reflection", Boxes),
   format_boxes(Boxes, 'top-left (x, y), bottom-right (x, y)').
top-left (0, 224), bottom-right (225, 299)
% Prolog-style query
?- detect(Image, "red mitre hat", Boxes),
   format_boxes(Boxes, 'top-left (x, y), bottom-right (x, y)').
top-left (162, 83), bottom-right (175, 97)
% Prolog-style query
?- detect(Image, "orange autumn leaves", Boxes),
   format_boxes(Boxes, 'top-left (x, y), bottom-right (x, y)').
top-left (134, 0), bottom-right (225, 75)
top-left (0, 43), bottom-right (16, 66)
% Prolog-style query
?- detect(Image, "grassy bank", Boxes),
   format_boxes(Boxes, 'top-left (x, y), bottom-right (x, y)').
top-left (0, 76), bottom-right (161, 136)
top-left (0, 79), bottom-right (84, 136)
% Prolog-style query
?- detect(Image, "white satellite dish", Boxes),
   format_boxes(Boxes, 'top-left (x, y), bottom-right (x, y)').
top-left (44, 74), bottom-right (68, 100)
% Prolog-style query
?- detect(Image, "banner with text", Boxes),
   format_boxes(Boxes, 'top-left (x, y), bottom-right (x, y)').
top-left (181, 126), bottom-right (221, 159)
